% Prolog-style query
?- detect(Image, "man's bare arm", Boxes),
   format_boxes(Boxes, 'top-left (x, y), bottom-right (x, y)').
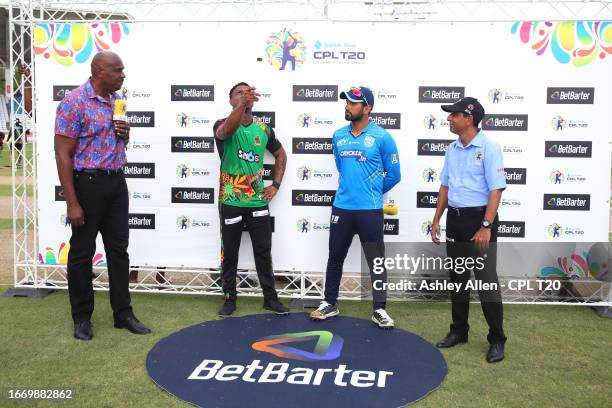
top-left (54, 135), bottom-right (84, 226)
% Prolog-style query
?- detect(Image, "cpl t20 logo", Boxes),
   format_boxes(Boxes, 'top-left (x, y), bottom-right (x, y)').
top-left (297, 218), bottom-right (311, 233)
top-left (551, 116), bottom-right (566, 131)
top-left (176, 113), bottom-right (209, 127)
top-left (59, 214), bottom-right (70, 227)
top-left (252, 330), bottom-right (343, 362)
top-left (176, 216), bottom-right (210, 229)
top-left (550, 170), bottom-right (565, 184)
top-left (421, 221), bottom-right (433, 236)
top-left (548, 223), bottom-right (563, 238)
top-left (423, 114), bottom-right (438, 130)
top-left (177, 216), bottom-right (191, 230)
top-left (177, 113), bottom-right (190, 127)
top-left (264, 29), bottom-right (307, 71)
top-left (297, 166), bottom-right (312, 181)
top-left (422, 168), bottom-right (438, 183)
top-left (297, 113), bottom-right (312, 128)
top-left (423, 114), bottom-right (448, 129)
top-left (119, 87), bottom-right (129, 100)
top-left (177, 164), bottom-right (191, 178)
top-left (488, 88), bottom-right (503, 103)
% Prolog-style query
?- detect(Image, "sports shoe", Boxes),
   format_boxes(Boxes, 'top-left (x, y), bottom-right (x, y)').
top-left (263, 299), bottom-right (290, 315)
top-left (218, 298), bottom-right (236, 318)
top-left (372, 308), bottom-right (394, 329)
top-left (310, 301), bottom-right (339, 321)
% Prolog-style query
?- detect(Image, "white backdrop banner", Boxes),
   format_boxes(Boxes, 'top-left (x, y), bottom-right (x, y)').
top-left (34, 21), bottom-right (612, 273)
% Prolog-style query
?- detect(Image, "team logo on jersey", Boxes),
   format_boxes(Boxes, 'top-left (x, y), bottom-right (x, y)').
top-left (364, 135), bottom-right (375, 148)
top-left (254, 135), bottom-right (262, 146)
top-left (473, 151), bottom-right (484, 161)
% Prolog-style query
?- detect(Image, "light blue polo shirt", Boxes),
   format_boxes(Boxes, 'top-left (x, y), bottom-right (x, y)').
top-left (440, 130), bottom-right (506, 208)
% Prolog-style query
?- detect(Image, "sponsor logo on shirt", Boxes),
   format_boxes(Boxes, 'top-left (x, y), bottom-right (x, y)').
top-left (238, 149), bottom-right (261, 163)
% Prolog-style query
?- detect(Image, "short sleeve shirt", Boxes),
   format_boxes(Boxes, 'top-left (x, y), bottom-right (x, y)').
top-left (440, 130), bottom-right (506, 207)
top-left (332, 121), bottom-right (401, 210)
top-left (213, 118), bottom-right (282, 207)
top-left (54, 80), bottom-right (126, 171)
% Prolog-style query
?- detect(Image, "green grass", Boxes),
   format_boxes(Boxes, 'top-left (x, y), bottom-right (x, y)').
top-left (0, 143), bottom-right (33, 177)
top-left (0, 218), bottom-right (14, 229)
top-left (0, 183), bottom-right (33, 197)
top-left (0, 290), bottom-right (610, 407)
top-left (0, 219), bottom-right (30, 230)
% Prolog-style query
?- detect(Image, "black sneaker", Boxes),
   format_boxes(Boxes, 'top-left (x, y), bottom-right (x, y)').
top-left (263, 299), bottom-right (290, 315)
top-left (218, 299), bottom-right (236, 318)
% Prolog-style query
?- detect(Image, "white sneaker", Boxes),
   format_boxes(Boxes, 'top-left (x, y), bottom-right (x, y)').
top-left (310, 301), bottom-right (339, 321)
top-left (372, 308), bottom-right (394, 329)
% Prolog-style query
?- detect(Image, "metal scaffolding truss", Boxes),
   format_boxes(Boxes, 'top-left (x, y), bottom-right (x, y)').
top-left (7, 0), bottom-right (611, 306)
top-left (7, 0), bottom-right (612, 22)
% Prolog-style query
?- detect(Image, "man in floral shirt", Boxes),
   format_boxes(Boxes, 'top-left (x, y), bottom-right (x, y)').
top-left (213, 82), bottom-right (289, 317)
top-left (54, 51), bottom-right (150, 340)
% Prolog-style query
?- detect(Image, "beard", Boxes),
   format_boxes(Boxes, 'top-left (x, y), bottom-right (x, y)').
top-left (345, 111), bottom-right (364, 122)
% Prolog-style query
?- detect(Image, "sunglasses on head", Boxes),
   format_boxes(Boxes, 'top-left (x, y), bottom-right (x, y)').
top-left (349, 87), bottom-right (367, 104)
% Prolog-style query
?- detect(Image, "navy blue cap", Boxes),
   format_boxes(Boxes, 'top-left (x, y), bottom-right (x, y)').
top-left (441, 97), bottom-right (485, 124)
top-left (340, 86), bottom-right (374, 107)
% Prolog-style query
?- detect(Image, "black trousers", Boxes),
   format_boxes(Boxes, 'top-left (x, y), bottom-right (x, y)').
top-left (220, 204), bottom-right (278, 301)
top-left (67, 171), bottom-right (133, 323)
top-left (324, 207), bottom-right (387, 310)
top-left (445, 209), bottom-right (506, 344)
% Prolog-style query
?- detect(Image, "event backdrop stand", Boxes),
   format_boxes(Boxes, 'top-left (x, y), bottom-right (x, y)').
top-left (7, 0), bottom-right (612, 309)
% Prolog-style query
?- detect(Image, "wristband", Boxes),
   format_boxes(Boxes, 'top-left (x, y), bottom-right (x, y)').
top-left (272, 181), bottom-right (281, 189)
